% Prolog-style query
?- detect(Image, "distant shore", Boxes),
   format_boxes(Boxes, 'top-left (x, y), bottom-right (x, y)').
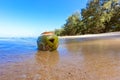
top-left (58, 32), bottom-right (120, 39)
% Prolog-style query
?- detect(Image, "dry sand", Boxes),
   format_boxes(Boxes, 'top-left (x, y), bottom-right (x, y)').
top-left (59, 32), bottom-right (120, 39)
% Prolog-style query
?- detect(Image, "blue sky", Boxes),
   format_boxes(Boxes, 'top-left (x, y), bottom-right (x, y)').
top-left (0, 0), bottom-right (87, 37)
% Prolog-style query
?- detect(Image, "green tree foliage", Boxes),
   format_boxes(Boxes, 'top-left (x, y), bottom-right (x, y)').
top-left (81, 0), bottom-right (104, 33)
top-left (101, 0), bottom-right (120, 32)
top-left (55, 0), bottom-right (120, 36)
top-left (54, 29), bottom-right (63, 36)
top-left (61, 12), bottom-right (81, 35)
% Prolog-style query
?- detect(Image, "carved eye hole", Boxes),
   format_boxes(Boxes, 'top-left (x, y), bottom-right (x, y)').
top-left (49, 38), bottom-right (54, 43)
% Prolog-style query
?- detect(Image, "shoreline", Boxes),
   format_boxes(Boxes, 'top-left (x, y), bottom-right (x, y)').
top-left (58, 32), bottom-right (120, 39)
top-left (0, 32), bottom-right (120, 80)
top-left (0, 32), bottom-right (119, 39)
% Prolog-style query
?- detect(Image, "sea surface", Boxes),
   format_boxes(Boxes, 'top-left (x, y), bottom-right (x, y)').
top-left (0, 37), bottom-right (120, 80)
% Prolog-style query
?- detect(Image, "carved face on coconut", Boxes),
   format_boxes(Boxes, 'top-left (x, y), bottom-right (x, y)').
top-left (37, 32), bottom-right (59, 51)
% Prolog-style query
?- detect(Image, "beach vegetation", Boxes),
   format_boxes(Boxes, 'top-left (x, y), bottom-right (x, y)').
top-left (55, 0), bottom-right (120, 36)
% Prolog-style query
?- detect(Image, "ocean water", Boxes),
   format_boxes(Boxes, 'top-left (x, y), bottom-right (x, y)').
top-left (0, 38), bottom-right (37, 64)
top-left (0, 37), bottom-right (120, 80)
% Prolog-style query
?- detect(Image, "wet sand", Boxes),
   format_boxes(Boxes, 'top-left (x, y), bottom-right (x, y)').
top-left (0, 33), bottom-right (120, 80)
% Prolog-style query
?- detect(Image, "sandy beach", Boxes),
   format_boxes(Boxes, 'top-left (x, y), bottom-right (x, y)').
top-left (0, 32), bottom-right (120, 80)
top-left (59, 31), bottom-right (120, 39)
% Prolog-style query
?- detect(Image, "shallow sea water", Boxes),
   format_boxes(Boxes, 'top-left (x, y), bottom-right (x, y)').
top-left (0, 37), bottom-right (120, 80)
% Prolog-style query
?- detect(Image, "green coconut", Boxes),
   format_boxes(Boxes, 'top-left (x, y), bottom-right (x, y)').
top-left (37, 33), bottom-right (59, 51)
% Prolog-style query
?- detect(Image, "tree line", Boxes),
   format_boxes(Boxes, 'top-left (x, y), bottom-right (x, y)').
top-left (55, 0), bottom-right (120, 36)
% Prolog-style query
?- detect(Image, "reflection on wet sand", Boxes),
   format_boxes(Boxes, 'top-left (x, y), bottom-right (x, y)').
top-left (33, 51), bottom-right (59, 80)
top-left (1, 38), bottom-right (120, 80)
top-left (35, 50), bottom-right (59, 67)
top-left (62, 38), bottom-right (120, 80)
top-left (79, 39), bottom-right (120, 80)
